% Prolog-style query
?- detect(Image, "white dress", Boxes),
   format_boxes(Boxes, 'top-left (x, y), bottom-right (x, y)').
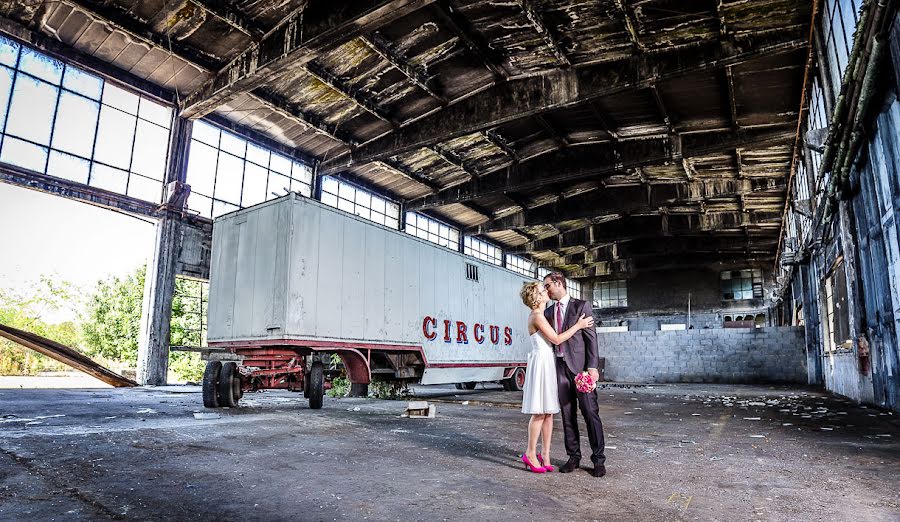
top-left (521, 331), bottom-right (560, 414)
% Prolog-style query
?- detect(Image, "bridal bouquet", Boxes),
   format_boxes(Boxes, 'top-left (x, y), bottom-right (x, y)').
top-left (574, 371), bottom-right (596, 393)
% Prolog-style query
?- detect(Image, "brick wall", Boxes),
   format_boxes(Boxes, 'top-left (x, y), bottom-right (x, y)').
top-left (597, 327), bottom-right (807, 384)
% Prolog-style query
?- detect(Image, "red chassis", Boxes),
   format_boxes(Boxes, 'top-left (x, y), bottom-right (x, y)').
top-left (200, 339), bottom-right (526, 410)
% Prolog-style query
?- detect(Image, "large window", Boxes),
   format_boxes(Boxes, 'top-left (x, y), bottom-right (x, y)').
top-left (171, 277), bottom-right (208, 348)
top-left (320, 176), bottom-right (400, 228)
top-left (821, 0), bottom-right (860, 96)
top-left (823, 262), bottom-right (851, 350)
top-left (721, 269), bottom-right (764, 301)
top-left (537, 267), bottom-right (551, 280)
top-left (0, 37), bottom-right (172, 203)
top-left (186, 120), bottom-right (312, 218)
top-left (464, 236), bottom-right (502, 266)
top-left (594, 280), bottom-right (627, 308)
top-left (568, 279), bottom-right (585, 301)
top-left (506, 254), bottom-right (535, 278)
top-left (405, 212), bottom-right (459, 250)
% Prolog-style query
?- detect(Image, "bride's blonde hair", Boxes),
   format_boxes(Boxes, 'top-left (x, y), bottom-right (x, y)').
top-left (520, 281), bottom-right (542, 309)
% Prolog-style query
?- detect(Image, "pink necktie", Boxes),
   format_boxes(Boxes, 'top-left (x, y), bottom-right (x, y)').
top-left (556, 302), bottom-right (563, 333)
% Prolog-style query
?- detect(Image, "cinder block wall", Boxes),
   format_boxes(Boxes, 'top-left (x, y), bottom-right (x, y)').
top-left (597, 327), bottom-right (807, 384)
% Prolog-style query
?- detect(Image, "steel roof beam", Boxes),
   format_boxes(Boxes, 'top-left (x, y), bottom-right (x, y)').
top-left (408, 126), bottom-right (794, 211)
top-left (180, 0), bottom-right (436, 118)
top-left (321, 27), bottom-right (807, 172)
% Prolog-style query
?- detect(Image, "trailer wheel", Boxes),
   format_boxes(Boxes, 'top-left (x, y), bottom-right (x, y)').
top-left (454, 383), bottom-right (464, 390)
top-left (218, 362), bottom-right (240, 407)
top-left (308, 361), bottom-right (324, 409)
top-left (506, 368), bottom-right (526, 392)
top-left (202, 361), bottom-right (222, 408)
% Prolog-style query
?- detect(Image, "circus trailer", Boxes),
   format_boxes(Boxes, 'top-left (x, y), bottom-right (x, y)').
top-left (201, 193), bottom-right (535, 409)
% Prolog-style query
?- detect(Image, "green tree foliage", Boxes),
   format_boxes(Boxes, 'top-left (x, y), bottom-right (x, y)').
top-left (80, 266), bottom-right (206, 382)
top-left (81, 267), bottom-right (145, 364)
top-left (0, 276), bottom-right (81, 375)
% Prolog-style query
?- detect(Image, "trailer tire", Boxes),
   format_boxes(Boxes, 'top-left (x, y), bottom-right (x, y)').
top-left (454, 383), bottom-right (464, 390)
top-left (218, 362), bottom-right (240, 407)
top-left (463, 382), bottom-right (476, 390)
top-left (308, 361), bottom-right (324, 409)
top-left (202, 361), bottom-right (222, 408)
top-left (506, 367), bottom-right (526, 392)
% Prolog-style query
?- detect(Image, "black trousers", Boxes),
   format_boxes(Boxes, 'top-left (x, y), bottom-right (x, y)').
top-left (555, 356), bottom-right (606, 466)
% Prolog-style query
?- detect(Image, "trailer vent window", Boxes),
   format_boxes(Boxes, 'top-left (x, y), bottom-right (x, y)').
top-left (466, 263), bottom-right (479, 282)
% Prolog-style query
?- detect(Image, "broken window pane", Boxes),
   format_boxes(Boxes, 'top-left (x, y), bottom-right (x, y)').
top-left (6, 73), bottom-right (57, 145)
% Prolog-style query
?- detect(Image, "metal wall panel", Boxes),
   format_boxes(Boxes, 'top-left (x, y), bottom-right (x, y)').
top-left (208, 194), bottom-right (535, 369)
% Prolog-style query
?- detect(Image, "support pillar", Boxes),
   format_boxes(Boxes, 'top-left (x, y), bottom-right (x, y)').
top-left (137, 216), bottom-right (181, 384)
top-left (136, 117), bottom-right (193, 385)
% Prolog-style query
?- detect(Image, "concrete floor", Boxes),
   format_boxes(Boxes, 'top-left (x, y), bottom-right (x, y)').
top-left (0, 382), bottom-right (898, 521)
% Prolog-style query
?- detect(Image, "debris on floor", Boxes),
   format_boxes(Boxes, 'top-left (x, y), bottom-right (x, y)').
top-left (406, 401), bottom-right (436, 418)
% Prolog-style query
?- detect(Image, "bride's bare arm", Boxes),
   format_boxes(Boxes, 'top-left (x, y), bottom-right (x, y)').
top-left (534, 312), bottom-right (593, 345)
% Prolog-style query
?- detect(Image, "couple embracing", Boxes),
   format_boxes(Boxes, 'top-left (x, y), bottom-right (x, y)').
top-left (518, 272), bottom-right (606, 477)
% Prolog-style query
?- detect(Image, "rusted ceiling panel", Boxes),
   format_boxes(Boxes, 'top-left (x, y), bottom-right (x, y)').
top-left (392, 147), bottom-right (470, 188)
top-left (451, 0), bottom-right (562, 75)
top-left (0, 1), bottom-right (210, 95)
top-left (214, 93), bottom-right (347, 157)
top-left (437, 132), bottom-right (511, 174)
top-left (429, 203), bottom-right (488, 228)
top-left (537, 0), bottom-right (632, 65)
top-left (347, 163), bottom-right (435, 200)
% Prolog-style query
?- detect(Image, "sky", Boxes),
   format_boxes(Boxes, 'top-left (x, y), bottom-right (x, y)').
top-left (0, 182), bottom-right (155, 322)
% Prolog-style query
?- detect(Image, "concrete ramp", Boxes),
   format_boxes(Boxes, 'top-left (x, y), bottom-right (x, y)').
top-left (0, 323), bottom-right (137, 387)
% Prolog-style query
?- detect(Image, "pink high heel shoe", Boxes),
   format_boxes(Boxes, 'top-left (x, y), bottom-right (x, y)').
top-left (522, 454), bottom-right (546, 473)
top-left (537, 455), bottom-right (554, 472)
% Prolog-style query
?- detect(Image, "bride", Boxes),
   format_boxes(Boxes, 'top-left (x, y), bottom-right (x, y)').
top-left (518, 281), bottom-right (594, 473)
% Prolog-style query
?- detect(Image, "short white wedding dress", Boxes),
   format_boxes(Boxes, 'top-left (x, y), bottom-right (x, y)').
top-left (521, 331), bottom-right (560, 414)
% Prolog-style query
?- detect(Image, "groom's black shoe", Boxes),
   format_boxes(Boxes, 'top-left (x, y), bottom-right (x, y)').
top-left (559, 458), bottom-right (580, 473)
top-left (590, 465), bottom-right (606, 478)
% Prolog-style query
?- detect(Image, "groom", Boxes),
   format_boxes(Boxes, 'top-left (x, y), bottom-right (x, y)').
top-left (543, 272), bottom-right (606, 477)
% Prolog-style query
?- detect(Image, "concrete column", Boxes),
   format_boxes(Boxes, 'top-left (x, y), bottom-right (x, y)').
top-left (137, 216), bottom-right (181, 384)
top-left (136, 117), bottom-right (192, 385)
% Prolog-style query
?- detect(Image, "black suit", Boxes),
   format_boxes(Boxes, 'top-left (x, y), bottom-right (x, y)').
top-left (545, 297), bottom-right (606, 466)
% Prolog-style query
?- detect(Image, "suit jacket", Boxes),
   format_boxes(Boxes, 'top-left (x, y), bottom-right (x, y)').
top-left (544, 297), bottom-right (599, 375)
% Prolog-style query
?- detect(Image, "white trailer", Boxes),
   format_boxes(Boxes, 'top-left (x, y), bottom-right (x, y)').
top-left (202, 193), bottom-right (535, 409)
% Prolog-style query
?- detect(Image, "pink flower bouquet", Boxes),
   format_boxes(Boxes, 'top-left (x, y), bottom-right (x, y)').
top-left (574, 371), bottom-right (596, 393)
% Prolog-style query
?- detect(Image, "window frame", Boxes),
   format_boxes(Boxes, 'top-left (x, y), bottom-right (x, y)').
top-left (0, 37), bottom-right (173, 203)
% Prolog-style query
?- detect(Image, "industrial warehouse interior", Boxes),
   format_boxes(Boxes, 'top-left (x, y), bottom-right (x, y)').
top-left (0, 0), bottom-right (899, 520)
